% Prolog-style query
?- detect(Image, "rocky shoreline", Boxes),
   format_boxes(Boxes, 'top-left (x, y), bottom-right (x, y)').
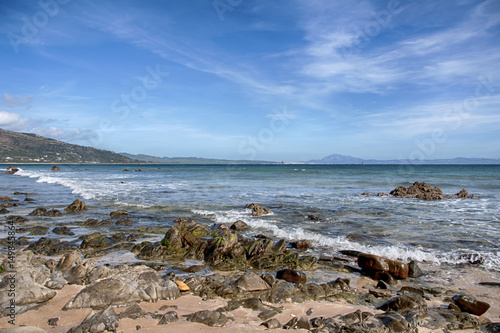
top-left (1, 179), bottom-right (499, 332)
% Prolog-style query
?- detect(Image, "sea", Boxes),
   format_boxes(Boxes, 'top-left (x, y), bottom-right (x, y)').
top-left (1, 163), bottom-right (499, 285)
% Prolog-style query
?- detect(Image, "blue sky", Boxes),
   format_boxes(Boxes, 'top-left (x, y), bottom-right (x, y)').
top-left (1, 0), bottom-right (499, 161)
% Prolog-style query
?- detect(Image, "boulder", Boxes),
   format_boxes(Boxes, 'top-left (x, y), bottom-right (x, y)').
top-left (65, 199), bottom-right (86, 212)
top-left (52, 226), bottom-right (75, 235)
top-left (51, 166), bottom-right (60, 171)
top-left (158, 311), bottom-right (179, 325)
top-left (276, 269), bottom-right (307, 284)
top-left (230, 220), bottom-right (249, 231)
top-left (307, 214), bottom-right (321, 220)
top-left (110, 210), bottom-right (128, 218)
top-left (186, 310), bottom-right (228, 327)
top-left (245, 203), bottom-right (272, 216)
top-left (234, 272), bottom-right (271, 292)
top-left (291, 240), bottom-right (312, 250)
top-left (358, 253), bottom-right (409, 279)
top-left (261, 318), bottom-right (281, 329)
top-left (67, 307), bottom-right (118, 333)
top-left (452, 294), bottom-right (490, 316)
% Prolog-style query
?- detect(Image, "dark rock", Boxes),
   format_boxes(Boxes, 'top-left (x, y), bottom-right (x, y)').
top-left (378, 293), bottom-right (428, 314)
top-left (358, 253), bottom-right (409, 279)
top-left (376, 280), bottom-right (391, 290)
top-left (307, 214), bottom-right (321, 220)
top-left (427, 308), bottom-right (480, 330)
top-left (291, 240), bottom-right (312, 250)
top-left (158, 311), bottom-right (179, 325)
top-left (374, 271), bottom-right (397, 285)
top-left (115, 218), bottom-right (134, 225)
top-left (261, 318), bottom-right (281, 329)
top-left (48, 317), bottom-right (59, 326)
top-left (245, 203), bottom-right (272, 216)
top-left (376, 312), bottom-right (410, 332)
top-left (452, 294), bottom-right (490, 316)
top-left (65, 199), bottom-right (86, 212)
top-left (258, 309), bottom-right (281, 321)
top-left (276, 269), bottom-right (307, 284)
top-left (408, 260), bottom-right (423, 278)
top-left (283, 317), bottom-right (311, 330)
top-left (479, 282), bottom-right (500, 287)
top-left (390, 181), bottom-right (443, 200)
top-left (230, 220), bottom-right (248, 231)
top-left (110, 210), bottom-right (129, 218)
top-left (339, 250), bottom-right (363, 257)
top-left (400, 286), bottom-right (425, 297)
top-left (455, 188), bottom-right (469, 198)
top-left (29, 207), bottom-right (48, 216)
top-left (0, 208), bottom-right (10, 214)
top-left (0, 196), bottom-right (15, 201)
top-left (51, 166), bottom-right (60, 171)
top-left (482, 323), bottom-right (500, 333)
top-left (52, 226), bottom-right (75, 236)
top-left (24, 197), bottom-right (35, 202)
top-left (186, 310), bottom-right (228, 327)
top-left (27, 237), bottom-right (79, 255)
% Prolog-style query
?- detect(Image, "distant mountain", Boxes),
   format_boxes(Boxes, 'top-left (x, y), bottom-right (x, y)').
top-left (0, 128), bottom-right (138, 164)
top-left (306, 154), bottom-right (500, 165)
top-left (121, 153), bottom-right (277, 164)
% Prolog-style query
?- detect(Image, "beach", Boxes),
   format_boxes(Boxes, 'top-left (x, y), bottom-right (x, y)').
top-left (1, 164), bottom-right (499, 332)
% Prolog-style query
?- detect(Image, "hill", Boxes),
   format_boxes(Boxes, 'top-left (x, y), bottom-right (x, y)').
top-left (0, 128), bottom-right (137, 164)
top-left (307, 154), bottom-right (500, 164)
top-left (120, 153), bottom-right (277, 164)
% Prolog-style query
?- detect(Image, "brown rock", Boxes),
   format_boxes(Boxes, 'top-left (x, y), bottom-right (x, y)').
top-left (452, 294), bottom-right (490, 316)
top-left (358, 253), bottom-right (409, 279)
top-left (65, 199), bottom-right (86, 212)
top-left (246, 203), bottom-right (272, 216)
top-left (110, 210), bottom-right (128, 218)
top-left (291, 240), bottom-right (312, 250)
top-left (307, 214), bottom-right (321, 220)
top-left (230, 220), bottom-right (249, 231)
top-left (276, 269), bottom-right (306, 284)
top-left (51, 166), bottom-right (60, 171)
top-left (175, 280), bottom-right (190, 291)
top-left (0, 196), bottom-right (15, 201)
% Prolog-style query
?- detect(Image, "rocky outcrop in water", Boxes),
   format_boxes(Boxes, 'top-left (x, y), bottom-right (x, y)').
top-left (388, 181), bottom-right (478, 200)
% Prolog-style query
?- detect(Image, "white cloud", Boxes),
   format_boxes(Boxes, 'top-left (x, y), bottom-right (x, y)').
top-left (0, 110), bottom-right (33, 129)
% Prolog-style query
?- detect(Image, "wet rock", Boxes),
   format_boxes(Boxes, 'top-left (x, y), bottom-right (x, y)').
top-left (29, 207), bottom-right (48, 216)
top-left (52, 226), bottom-right (75, 235)
top-left (408, 260), bottom-right (423, 278)
top-left (276, 269), bottom-right (307, 284)
top-left (245, 203), bottom-right (272, 216)
top-left (378, 293), bottom-right (428, 331)
top-left (27, 237), bottom-right (79, 255)
top-left (51, 166), bottom-right (60, 171)
top-left (24, 197), bottom-right (35, 202)
top-left (110, 210), bottom-right (128, 218)
top-left (452, 294), bottom-right (490, 316)
top-left (426, 308), bottom-right (480, 330)
top-left (65, 199), bottom-right (86, 212)
top-left (186, 310), bottom-right (228, 327)
top-left (482, 323), bottom-right (500, 333)
top-left (0, 196), bottom-right (15, 201)
top-left (390, 181), bottom-right (443, 200)
top-left (455, 188), bottom-right (469, 198)
top-left (358, 253), bottom-right (409, 279)
top-left (0, 208), bottom-right (10, 214)
top-left (158, 311), bottom-right (179, 325)
top-left (115, 218), bottom-right (134, 225)
top-left (307, 214), bottom-right (321, 220)
top-left (67, 307), bottom-right (118, 333)
top-left (230, 220), bottom-right (248, 231)
top-left (234, 272), bottom-right (270, 292)
top-left (291, 240), bottom-right (312, 250)
top-left (376, 312), bottom-right (410, 332)
top-left (261, 318), bottom-right (281, 329)
top-left (374, 271), bottom-right (397, 286)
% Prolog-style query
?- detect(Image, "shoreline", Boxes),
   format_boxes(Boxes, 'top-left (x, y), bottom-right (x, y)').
top-left (1, 171), bottom-right (499, 332)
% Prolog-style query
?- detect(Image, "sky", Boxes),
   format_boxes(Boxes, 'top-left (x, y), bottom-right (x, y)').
top-left (1, 0), bottom-right (499, 162)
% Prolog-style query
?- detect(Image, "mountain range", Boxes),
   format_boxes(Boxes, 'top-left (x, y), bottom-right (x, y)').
top-left (306, 153), bottom-right (500, 164)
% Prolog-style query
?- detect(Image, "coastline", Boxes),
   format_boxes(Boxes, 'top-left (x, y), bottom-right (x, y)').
top-left (1, 168), bottom-right (499, 332)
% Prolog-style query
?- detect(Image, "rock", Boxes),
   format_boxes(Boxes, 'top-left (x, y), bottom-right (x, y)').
top-left (48, 317), bottom-right (59, 326)
top-left (482, 323), bottom-right (500, 332)
top-left (64, 266), bottom-right (180, 309)
top-left (258, 309), bottom-right (282, 321)
top-left (29, 208), bottom-right (47, 216)
top-left (0, 208), bottom-right (10, 214)
top-left (230, 220), bottom-right (249, 231)
top-left (52, 226), bottom-right (75, 235)
top-left (45, 271), bottom-right (67, 290)
top-left (186, 310), bottom-right (228, 327)
top-left (175, 280), bottom-right (190, 291)
top-left (283, 317), bottom-right (311, 330)
top-left (24, 197), bottom-right (35, 202)
top-left (234, 272), bottom-right (270, 292)
top-left (307, 214), bottom-right (321, 220)
top-left (452, 294), bottom-right (490, 316)
top-left (455, 188), bottom-right (468, 198)
top-left (390, 181), bottom-right (443, 200)
top-left (408, 260), bottom-right (423, 278)
top-left (67, 307), bottom-right (118, 333)
top-left (115, 218), bottom-right (134, 225)
top-left (479, 282), bottom-right (500, 287)
top-left (246, 203), bottom-right (272, 216)
top-left (358, 253), bottom-right (409, 279)
top-left (276, 269), bottom-right (307, 284)
top-left (374, 271), bottom-right (397, 285)
top-left (118, 304), bottom-right (147, 320)
top-left (291, 240), bottom-right (312, 250)
top-left (376, 312), bottom-right (410, 332)
top-left (378, 293), bottom-right (428, 331)
top-left (426, 308), bottom-right (480, 330)
top-left (51, 166), bottom-right (60, 171)
top-left (4, 167), bottom-right (19, 174)
top-left (158, 311), bottom-right (179, 325)
top-left (110, 209), bottom-right (129, 218)
top-left (65, 199), bottom-right (86, 212)
top-left (0, 196), bottom-right (15, 201)
top-left (261, 318), bottom-right (281, 329)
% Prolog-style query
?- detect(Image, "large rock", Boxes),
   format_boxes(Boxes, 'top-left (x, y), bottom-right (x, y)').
top-left (67, 307), bottom-right (118, 333)
top-left (358, 253), bottom-right (409, 279)
top-left (452, 294), bottom-right (490, 316)
top-left (234, 272), bottom-right (270, 292)
top-left (64, 265), bottom-right (180, 309)
top-left (245, 203), bottom-right (272, 216)
top-left (186, 310), bottom-right (228, 327)
top-left (65, 199), bottom-right (86, 212)
top-left (390, 181), bottom-right (443, 200)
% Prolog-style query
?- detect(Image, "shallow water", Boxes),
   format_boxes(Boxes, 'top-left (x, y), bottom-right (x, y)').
top-left (1, 163), bottom-right (499, 274)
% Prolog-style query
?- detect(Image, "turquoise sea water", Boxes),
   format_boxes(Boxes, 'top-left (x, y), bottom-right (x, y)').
top-left (1, 163), bottom-right (499, 272)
